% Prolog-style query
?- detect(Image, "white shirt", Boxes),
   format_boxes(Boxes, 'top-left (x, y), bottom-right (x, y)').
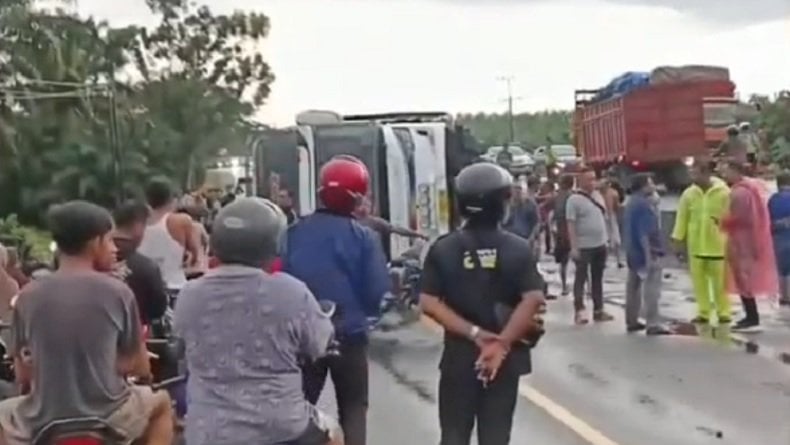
top-left (138, 213), bottom-right (187, 290)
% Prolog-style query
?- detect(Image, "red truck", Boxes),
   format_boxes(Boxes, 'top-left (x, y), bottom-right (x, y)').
top-left (573, 77), bottom-right (738, 190)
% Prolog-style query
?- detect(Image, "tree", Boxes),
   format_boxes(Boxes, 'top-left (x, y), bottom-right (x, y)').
top-left (0, 1), bottom-right (274, 223)
top-left (755, 92), bottom-right (790, 168)
top-left (457, 111), bottom-right (573, 151)
top-left (126, 77), bottom-right (253, 188)
top-left (141, 0), bottom-right (275, 106)
top-left (0, 7), bottom-right (135, 216)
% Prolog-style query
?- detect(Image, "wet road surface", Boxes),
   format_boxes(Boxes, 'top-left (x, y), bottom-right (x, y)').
top-left (320, 297), bottom-right (790, 445)
top-left (315, 187), bottom-right (790, 445)
top-left (319, 319), bottom-right (590, 445)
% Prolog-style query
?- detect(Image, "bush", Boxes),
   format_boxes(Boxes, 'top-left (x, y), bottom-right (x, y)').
top-left (0, 214), bottom-right (53, 262)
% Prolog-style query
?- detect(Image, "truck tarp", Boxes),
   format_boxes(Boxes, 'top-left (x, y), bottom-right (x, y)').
top-left (650, 65), bottom-right (730, 85)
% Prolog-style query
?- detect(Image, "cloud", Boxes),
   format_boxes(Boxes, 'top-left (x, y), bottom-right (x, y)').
top-left (443, 0), bottom-right (790, 25)
top-left (605, 0), bottom-right (790, 25)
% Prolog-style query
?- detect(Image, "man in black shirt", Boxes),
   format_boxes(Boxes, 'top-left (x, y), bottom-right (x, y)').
top-left (113, 200), bottom-right (169, 325)
top-left (419, 162), bottom-right (547, 445)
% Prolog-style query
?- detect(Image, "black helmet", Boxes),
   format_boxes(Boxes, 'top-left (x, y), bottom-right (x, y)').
top-left (211, 197), bottom-right (286, 267)
top-left (455, 162), bottom-right (514, 224)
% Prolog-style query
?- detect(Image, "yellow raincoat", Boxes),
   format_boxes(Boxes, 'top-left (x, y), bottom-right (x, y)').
top-left (672, 177), bottom-right (730, 257)
top-left (671, 177), bottom-right (731, 320)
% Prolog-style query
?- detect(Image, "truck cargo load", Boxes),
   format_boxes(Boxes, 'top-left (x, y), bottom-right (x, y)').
top-left (594, 71), bottom-right (650, 102)
top-left (650, 65), bottom-right (730, 85)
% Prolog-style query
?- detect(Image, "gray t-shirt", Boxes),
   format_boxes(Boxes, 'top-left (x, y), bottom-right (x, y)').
top-left (173, 265), bottom-right (334, 445)
top-left (10, 271), bottom-right (140, 434)
top-left (565, 191), bottom-right (609, 249)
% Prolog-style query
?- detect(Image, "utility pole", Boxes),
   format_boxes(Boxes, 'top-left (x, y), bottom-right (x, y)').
top-left (497, 75), bottom-right (520, 144)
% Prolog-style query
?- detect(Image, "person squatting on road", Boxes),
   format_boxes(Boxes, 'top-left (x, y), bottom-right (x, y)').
top-left (768, 171), bottom-right (790, 306)
top-left (565, 167), bottom-right (614, 324)
top-left (0, 201), bottom-right (173, 445)
top-left (671, 160), bottom-right (731, 325)
top-left (623, 174), bottom-right (671, 336)
top-left (552, 174), bottom-right (575, 296)
top-left (719, 161), bottom-right (777, 333)
top-left (174, 197), bottom-right (342, 445)
top-left (419, 162), bottom-right (546, 445)
top-left (284, 156), bottom-right (391, 445)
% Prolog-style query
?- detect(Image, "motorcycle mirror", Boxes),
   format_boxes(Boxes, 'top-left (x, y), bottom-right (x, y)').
top-left (318, 300), bottom-right (336, 318)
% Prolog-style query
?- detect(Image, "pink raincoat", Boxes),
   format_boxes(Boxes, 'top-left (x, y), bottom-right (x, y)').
top-left (721, 178), bottom-right (778, 298)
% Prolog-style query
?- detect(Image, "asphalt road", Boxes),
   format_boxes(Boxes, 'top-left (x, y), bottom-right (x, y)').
top-left (318, 298), bottom-right (790, 445)
top-left (311, 186), bottom-right (790, 445)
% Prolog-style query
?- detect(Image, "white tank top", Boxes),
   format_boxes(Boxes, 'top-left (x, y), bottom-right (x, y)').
top-left (138, 213), bottom-right (187, 290)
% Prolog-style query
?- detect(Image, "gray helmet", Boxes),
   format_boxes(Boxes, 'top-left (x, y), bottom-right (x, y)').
top-left (211, 197), bottom-right (287, 267)
top-left (455, 162), bottom-right (513, 223)
top-left (726, 124), bottom-right (739, 136)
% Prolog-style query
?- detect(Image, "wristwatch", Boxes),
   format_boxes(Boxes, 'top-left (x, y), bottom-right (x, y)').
top-left (469, 325), bottom-right (481, 340)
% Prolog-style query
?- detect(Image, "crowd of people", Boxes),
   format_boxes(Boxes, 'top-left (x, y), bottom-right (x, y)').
top-left (0, 148), bottom-right (788, 445)
top-left (501, 155), bottom-right (787, 337)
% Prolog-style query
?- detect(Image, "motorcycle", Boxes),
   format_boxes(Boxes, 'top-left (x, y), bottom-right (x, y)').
top-left (30, 375), bottom-right (188, 445)
top-left (381, 241), bottom-right (427, 316)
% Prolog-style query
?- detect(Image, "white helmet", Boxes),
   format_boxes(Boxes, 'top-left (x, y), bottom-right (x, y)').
top-left (739, 121), bottom-right (751, 131)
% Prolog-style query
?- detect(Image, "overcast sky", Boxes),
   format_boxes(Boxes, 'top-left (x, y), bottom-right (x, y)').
top-left (76, 0), bottom-right (790, 127)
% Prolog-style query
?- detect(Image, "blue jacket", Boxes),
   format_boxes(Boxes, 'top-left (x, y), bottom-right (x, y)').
top-left (283, 211), bottom-right (390, 337)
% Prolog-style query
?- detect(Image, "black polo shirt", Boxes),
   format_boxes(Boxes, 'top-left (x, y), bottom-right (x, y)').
top-left (420, 227), bottom-right (544, 375)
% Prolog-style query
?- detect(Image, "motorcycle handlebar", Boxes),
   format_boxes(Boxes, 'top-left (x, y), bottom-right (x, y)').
top-left (150, 374), bottom-right (188, 391)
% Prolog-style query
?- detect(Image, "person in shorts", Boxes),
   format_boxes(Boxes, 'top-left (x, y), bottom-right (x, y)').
top-left (0, 201), bottom-right (173, 445)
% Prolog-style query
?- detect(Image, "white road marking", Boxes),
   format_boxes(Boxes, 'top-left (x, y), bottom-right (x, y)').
top-left (420, 315), bottom-right (623, 445)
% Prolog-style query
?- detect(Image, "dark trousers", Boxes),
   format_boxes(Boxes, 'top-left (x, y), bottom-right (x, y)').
top-left (740, 295), bottom-right (760, 324)
top-left (303, 341), bottom-right (369, 445)
top-left (542, 223), bottom-right (552, 253)
top-left (573, 245), bottom-right (607, 312)
top-left (438, 366), bottom-right (520, 445)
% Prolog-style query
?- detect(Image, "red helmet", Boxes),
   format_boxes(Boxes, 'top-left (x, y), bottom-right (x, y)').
top-left (318, 155), bottom-right (370, 214)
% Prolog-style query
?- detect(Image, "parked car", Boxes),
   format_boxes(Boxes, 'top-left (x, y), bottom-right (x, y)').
top-left (481, 145), bottom-right (534, 174)
top-left (532, 144), bottom-right (582, 167)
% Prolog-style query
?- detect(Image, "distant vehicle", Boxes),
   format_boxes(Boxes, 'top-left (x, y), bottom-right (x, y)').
top-left (532, 144), bottom-right (582, 167)
top-left (574, 67), bottom-right (737, 191)
top-left (481, 145), bottom-right (534, 174)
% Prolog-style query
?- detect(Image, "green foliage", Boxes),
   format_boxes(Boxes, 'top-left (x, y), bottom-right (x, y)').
top-left (141, 0), bottom-right (274, 105)
top-left (456, 111), bottom-right (573, 151)
top-left (0, 214), bottom-right (52, 261)
top-left (752, 92), bottom-right (790, 168)
top-left (0, 1), bottom-right (272, 224)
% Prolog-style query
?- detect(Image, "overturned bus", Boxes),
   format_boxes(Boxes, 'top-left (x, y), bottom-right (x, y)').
top-left (250, 110), bottom-right (480, 259)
